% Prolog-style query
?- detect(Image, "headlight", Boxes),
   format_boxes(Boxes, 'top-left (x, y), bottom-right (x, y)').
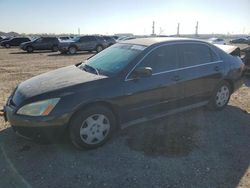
top-left (17, 98), bottom-right (60, 116)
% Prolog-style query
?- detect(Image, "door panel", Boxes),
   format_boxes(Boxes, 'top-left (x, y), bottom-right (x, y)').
top-left (79, 37), bottom-right (89, 50)
top-left (120, 45), bottom-right (181, 122)
top-left (34, 38), bottom-right (47, 50)
top-left (176, 43), bottom-right (223, 105)
top-left (121, 73), bottom-right (179, 121)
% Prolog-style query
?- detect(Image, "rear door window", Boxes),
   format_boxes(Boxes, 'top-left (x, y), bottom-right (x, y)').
top-left (138, 45), bottom-right (178, 73)
top-left (11, 38), bottom-right (18, 42)
top-left (177, 43), bottom-right (217, 68)
top-left (89, 36), bottom-right (97, 42)
top-left (80, 36), bottom-right (90, 42)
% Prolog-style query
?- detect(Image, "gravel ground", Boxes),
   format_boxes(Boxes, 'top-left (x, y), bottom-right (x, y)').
top-left (0, 48), bottom-right (249, 188)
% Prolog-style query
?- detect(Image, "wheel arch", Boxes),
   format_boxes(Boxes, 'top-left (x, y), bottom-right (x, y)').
top-left (26, 45), bottom-right (33, 50)
top-left (96, 44), bottom-right (104, 49)
top-left (223, 79), bottom-right (234, 92)
top-left (69, 44), bottom-right (78, 50)
top-left (68, 101), bottom-right (121, 129)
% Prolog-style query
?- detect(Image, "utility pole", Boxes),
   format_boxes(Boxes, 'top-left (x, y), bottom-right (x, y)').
top-left (159, 27), bottom-right (164, 35)
top-left (78, 28), bottom-right (80, 36)
top-left (195, 21), bottom-right (199, 37)
top-left (152, 21), bottom-right (155, 36)
top-left (177, 23), bottom-right (180, 36)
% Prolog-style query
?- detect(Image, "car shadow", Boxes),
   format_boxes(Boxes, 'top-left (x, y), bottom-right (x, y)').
top-left (122, 105), bottom-right (250, 186)
top-left (47, 51), bottom-right (95, 57)
top-left (10, 51), bottom-right (54, 54)
top-left (0, 105), bottom-right (249, 187)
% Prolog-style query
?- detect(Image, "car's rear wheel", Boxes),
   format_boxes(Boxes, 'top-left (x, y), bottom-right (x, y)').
top-left (52, 45), bottom-right (59, 52)
top-left (96, 45), bottom-right (103, 53)
top-left (208, 81), bottom-right (231, 110)
top-left (68, 46), bottom-right (77, 54)
top-left (5, 43), bottom-right (10, 48)
top-left (69, 105), bottom-right (116, 149)
top-left (26, 46), bottom-right (34, 53)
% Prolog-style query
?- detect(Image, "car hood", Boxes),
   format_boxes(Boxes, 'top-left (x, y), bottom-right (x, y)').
top-left (20, 41), bottom-right (32, 46)
top-left (13, 65), bottom-right (107, 104)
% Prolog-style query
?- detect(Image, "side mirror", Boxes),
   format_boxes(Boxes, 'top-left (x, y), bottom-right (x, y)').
top-left (131, 67), bottom-right (152, 79)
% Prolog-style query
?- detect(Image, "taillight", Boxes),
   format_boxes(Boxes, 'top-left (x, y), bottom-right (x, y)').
top-left (240, 63), bottom-right (245, 71)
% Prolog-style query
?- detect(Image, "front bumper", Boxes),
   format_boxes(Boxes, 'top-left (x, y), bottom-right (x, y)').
top-left (3, 105), bottom-right (71, 140)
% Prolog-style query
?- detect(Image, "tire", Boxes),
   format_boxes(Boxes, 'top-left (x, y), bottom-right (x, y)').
top-left (69, 105), bottom-right (116, 149)
top-left (68, 46), bottom-right (77, 55)
top-left (207, 81), bottom-right (232, 110)
top-left (52, 45), bottom-right (59, 52)
top-left (26, 46), bottom-right (34, 53)
top-left (5, 43), bottom-right (10, 48)
top-left (96, 45), bottom-right (103, 53)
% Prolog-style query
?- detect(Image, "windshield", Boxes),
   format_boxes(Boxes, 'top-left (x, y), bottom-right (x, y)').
top-left (79, 43), bottom-right (146, 76)
top-left (72, 37), bottom-right (80, 42)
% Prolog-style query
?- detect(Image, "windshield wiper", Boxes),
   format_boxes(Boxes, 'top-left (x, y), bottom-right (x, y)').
top-left (82, 64), bottom-right (99, 75)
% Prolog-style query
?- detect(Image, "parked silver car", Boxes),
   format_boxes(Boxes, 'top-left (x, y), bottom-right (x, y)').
top-left (58, 35), bottom-right (108, 54)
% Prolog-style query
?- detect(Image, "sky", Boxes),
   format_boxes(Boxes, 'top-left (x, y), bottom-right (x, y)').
top-left (0, 0), bottom-right (249, 35)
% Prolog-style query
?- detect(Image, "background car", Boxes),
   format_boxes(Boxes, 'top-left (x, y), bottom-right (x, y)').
top-left (230, 37), bottom-right (250, 44)
top-left (58, 35), bottom-right (108, 54)
top-left (0, 37), bottom-right (13, 43)
top-left (20, 37), bottom-right (60, 53)
top-left (59, 36), bottom-right (74, 41)
top-left (117, 36), bottom-right (136, 42)
top-left (0, 36), bottom-right (4, 42)
top-left (102, 36), bottom-right (116, 46)
top-left (208, 38), bottom-right (226, 45)
top-left (0, 37), bottom-right (30, 48)
top-left (3, 38), bottom-right (245, 149)
top-left (241, 47), bottom-right (250, 75)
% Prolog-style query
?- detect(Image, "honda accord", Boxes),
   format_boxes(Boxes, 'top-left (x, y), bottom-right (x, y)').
top-left (3, 38), bottom-right (245, 149)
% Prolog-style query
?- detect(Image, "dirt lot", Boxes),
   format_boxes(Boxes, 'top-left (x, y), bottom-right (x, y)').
top-left (0, 48), bottom-right (249, 188)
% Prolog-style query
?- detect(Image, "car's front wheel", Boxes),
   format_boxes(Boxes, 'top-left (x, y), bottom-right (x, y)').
top-left (52, 45), bottom-right (59, 52)
top-left (69, 105), bottom-right (116, 149)
top-left (96, 45), bottom-right (103, 53)
top-left (208, 81), bottom-right (232, 110)
top-left (68, 46), bottom-right (77, 54)
top-left (5, 43), bottom-right (10, 48)
top-left (26, 46), bottom-right (34, 53)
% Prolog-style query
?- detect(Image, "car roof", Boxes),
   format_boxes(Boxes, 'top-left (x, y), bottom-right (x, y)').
top-left (12, 37), bottom-right (29, 39)
top-left (120, 37), bottom-right (206, 47)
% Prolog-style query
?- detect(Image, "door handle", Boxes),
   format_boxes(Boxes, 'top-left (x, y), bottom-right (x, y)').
top-left (172, 75), bottom-right (181, 81)
top-left (214, 66), bottom-right (220, 71)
